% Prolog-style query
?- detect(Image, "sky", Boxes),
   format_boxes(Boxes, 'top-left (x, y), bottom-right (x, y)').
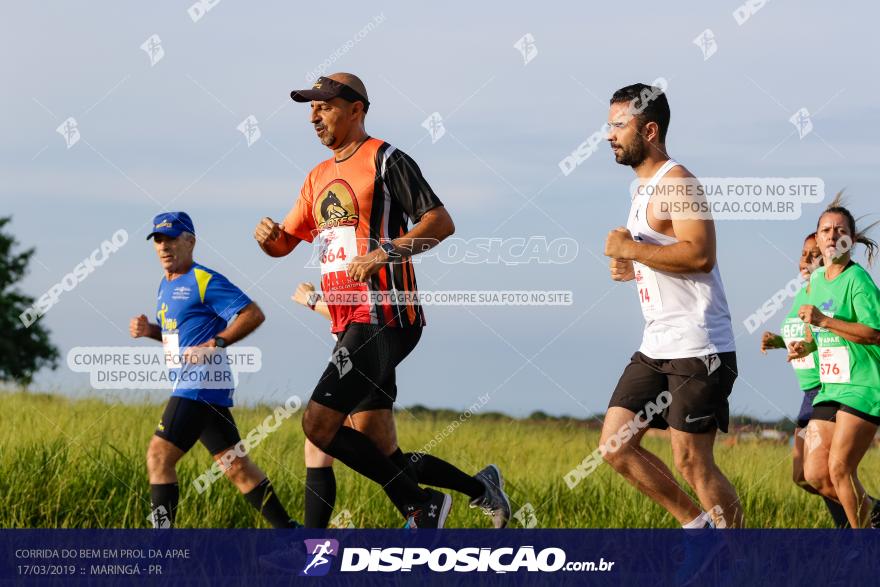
top-left (2, 1), bottom-right (879, 423)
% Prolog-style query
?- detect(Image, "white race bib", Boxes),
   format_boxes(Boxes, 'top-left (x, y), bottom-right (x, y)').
top-left (162, 332), bottom-right (180, 369)
top-left (783, 337), bottom-right (816, 370)
top-left (818, 346), bottom-right (851, 383)
top-left (318, 226), bottom-right (357, 275)
top-left (633, 261), bottom-right (662, 313)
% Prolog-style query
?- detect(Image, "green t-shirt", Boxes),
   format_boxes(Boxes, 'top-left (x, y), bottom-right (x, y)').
top-left (781, 285), bottom-right (820, 391)
top-left (808, 263), bottom-right (880, 416)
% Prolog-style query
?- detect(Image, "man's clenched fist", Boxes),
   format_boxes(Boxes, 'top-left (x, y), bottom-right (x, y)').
top-left (130, 314), bottom-right (150, 338)
top-left (254, 217), bottom-right (282, 246)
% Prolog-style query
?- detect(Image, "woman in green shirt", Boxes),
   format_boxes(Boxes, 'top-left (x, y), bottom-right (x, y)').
top-left (790, 203), bottom-right (880, 527)
top-left (761, 232), bottom-right (848, 526)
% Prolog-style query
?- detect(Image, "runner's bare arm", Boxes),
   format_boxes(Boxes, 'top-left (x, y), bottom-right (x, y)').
top-left (760, 331), bottom-right (785, 353)
top-left (312, 300), bottom-right (331, 320)
top-left (254, 217), bottom-right (301, 257)
top-left (786, 339), bottom-right (816, 362)
top-left (292, 282), bottom-right (331, 321)
top-left (605, 166), bottom-right (717, 273)
top-left (604, 217), bottom-right (716, 274)
top-left (347, 206), bottom-right (454, 282)
top-left (609, 258), bottom-right (635, 282)
top-left (203, 302), bottom-right (265, 347)
top-left (130, 314), bottom-right (162, 341)
top-left (386, 205), bottom-right (455, 258)
top-left (799, 304), bottom-right (880, 345)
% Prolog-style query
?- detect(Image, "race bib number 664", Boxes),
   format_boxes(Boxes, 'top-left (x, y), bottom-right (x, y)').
top-left (318, 226), bottom-right (357, 275)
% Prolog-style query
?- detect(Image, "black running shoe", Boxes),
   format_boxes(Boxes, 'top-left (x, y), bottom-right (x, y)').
top-left (469, 464), bottom-right (511, 528)
top-left (403, 488), bottom-right (452, 529)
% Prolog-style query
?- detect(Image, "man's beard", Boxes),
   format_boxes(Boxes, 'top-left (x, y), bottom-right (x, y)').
top-left (320, 132), bottom-right (336, 147)
top-left (614, 139), bottom-right (647, 167)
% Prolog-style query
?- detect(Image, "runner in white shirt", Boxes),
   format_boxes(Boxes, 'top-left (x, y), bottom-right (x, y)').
top-left (600, 83), bottom-right (743, 529)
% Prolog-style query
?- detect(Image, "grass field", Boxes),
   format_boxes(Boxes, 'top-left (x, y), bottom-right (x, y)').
top-left (2, 392), bottom-right (878, 529)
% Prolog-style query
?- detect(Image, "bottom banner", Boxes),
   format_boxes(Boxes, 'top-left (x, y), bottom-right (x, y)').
top-left (2, 529), bottom-right (877, 585)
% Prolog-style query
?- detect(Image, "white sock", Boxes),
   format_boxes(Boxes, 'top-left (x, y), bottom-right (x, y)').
top-left (682, 511), bottom-right (711, 529)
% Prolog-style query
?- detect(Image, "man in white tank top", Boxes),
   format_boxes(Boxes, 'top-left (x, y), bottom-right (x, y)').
top-left (599, 83), bottom-right (743, 529)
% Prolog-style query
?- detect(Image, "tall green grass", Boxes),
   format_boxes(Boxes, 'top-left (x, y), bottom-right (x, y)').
top-left (2, 392), bottom-right (876, 528)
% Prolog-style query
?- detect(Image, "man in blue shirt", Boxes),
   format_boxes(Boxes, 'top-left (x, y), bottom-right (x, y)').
top-left (131, 211), bottom-right (299, 528)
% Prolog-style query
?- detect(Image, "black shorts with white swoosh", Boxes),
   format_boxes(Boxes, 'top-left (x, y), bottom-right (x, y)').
top-left (608, 351), bottom-right (738, 433)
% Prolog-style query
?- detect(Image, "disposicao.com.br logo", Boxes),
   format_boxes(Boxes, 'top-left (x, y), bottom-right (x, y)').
top-left (301, 539), bottom-right (339, 577)
top-left (301, 543), bottom-right (612, 574)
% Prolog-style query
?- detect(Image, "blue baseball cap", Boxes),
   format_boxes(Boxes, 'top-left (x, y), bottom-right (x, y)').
top-left (146, 212), bottom-right (195, 240)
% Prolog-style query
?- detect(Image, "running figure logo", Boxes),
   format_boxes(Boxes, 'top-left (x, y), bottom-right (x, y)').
top-left (237, 115), bottom-right (262, 147)
top-left (789, 107), bottom-right (813, 139)
top-left (332, 347), bottom-right (352, 378)
top-left (692, 29), bottom-right (717, 61)
top-left (700, 353), bottom-right (721, 376)
top-left (140, 34), bottom-right (164, 66)
top-left (300, 539), bottom-right (339, 576)
top-left (148, 505), bottom-right (171, 529)
top-left (513, 33), bottom-right (538, 65)
top-left (421, 112), bottom-right (446, 143)
top-left (56, 117), bottom-right (80, 149)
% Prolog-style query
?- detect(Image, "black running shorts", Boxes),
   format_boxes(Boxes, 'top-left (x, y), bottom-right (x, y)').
top-left (810, 401), bottom-right (880, 426)
top-left (154, 396), bottom-right (242, 455)
top-left (310, 324), bottom-right (422, 415)
top-left (608, 351), bottom-right (738, 433)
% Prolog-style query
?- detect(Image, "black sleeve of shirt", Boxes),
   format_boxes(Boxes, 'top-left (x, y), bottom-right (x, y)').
top-left (382, 148), bottom-right (444, 222)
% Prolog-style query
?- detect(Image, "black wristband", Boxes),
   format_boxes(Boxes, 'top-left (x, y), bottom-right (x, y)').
top-left (380, 241), bottom-right (400, 261)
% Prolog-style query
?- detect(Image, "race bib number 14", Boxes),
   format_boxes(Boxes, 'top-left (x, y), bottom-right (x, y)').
top-left (634, 262), bottom-right (663, 313)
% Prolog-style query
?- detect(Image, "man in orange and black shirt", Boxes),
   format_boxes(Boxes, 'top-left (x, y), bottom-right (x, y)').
top-left (255, 73), bottom-right (509, 528)
top-left (278, 125), bottom-right (435, 332)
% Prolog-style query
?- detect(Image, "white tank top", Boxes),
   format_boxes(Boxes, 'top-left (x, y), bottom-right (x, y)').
top-left (625, 159), bottom-right (736, 359)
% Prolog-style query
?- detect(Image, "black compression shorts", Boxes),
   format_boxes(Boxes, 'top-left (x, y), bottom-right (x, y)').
top-left (310, 324), bottom-right (422, 415)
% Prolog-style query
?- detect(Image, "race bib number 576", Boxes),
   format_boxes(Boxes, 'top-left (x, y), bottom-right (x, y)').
top-left (818, 346), bottom-right (851, 383)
